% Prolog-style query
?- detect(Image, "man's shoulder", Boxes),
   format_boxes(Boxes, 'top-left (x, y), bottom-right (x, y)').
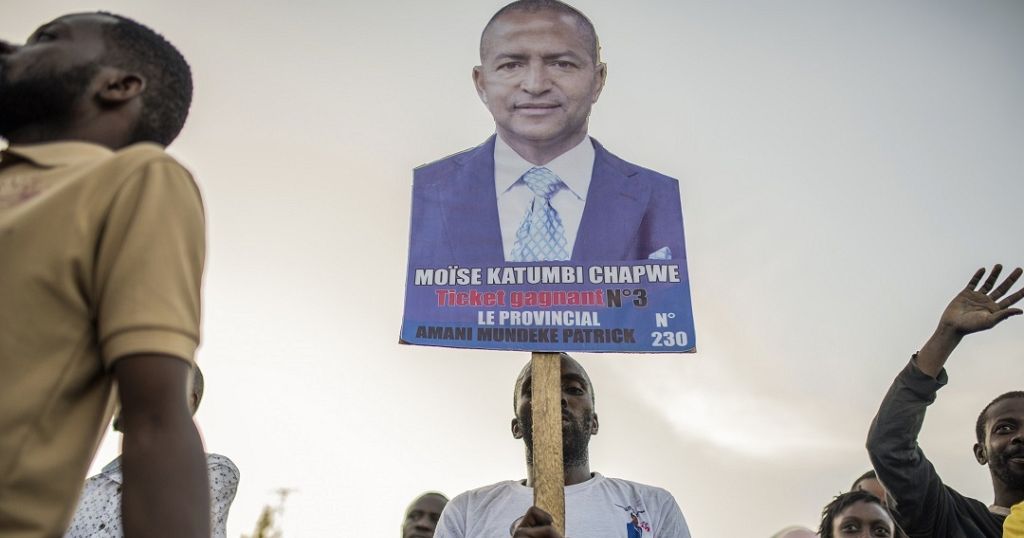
top-left (886, 475), bottom-right (1004, 536)
top-left (4, 141), bottom-right (184, 174)
top-left (939, 484), bottom-right (1005, 535)
top-left (414, 138), bottom-right (494, 183)
top-left (107, 143), bottom-right (191, 176)
top-left (66, 142), bottom-right (196, 194)
top-left (415, 146), bottom-right (475, 171)
top-left (441, 480), bottom-right (531, 535)
top-left (592, 474), bottom-right (676, 500)
top-left (205, 453), bottom-right (239, 475)
top-left (598, 474), bottom-right (667, 488)
top-left (450, 479), bottom-right (525, 502)
top-left (592, 139), bottom-right (679, 189)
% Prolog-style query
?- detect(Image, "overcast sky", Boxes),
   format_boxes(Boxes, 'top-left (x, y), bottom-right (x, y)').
top-left (4, 1), bottom-right (1024, 535)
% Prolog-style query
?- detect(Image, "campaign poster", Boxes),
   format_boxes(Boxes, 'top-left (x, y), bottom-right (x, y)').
top-left (399, 139), bottom-right (696, 353)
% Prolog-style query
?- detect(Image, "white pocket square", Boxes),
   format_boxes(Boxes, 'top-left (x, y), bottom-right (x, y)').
top-left (647, 247), bottom-right (672, 260)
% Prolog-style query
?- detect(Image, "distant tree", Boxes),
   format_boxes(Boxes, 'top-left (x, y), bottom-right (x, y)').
top-left (242, 488), bottom-right (293, 538)
top-left (242, 505), bottom-right (280, 538)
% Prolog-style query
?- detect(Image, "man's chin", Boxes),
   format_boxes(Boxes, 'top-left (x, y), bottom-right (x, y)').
top-left (502, 122), bottom-right (572, 144)
top-left (993, 462), bottom-right (1024, 490)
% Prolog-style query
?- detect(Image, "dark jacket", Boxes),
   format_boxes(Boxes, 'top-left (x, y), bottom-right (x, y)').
top-left (867, 359), bottom-right (1004, 538)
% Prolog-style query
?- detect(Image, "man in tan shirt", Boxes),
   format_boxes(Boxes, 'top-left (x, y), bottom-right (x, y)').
top-left (0, 13), bottom-right (210, 537)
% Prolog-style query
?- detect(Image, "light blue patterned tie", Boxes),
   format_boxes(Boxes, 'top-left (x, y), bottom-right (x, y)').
top-left (510, 167), bottom-right (570, 262)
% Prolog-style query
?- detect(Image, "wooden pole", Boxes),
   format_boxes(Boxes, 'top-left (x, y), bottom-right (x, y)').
top-left (531, 352), bottom-right (565, 534)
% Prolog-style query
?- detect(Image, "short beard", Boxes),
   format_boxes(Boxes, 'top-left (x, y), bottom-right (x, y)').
top-left (0, 62), bottom-right (97, 139)
top-left (521, 411), bottom-right (592, 469)
top-left (990, 451), bottom-right (1024, 491)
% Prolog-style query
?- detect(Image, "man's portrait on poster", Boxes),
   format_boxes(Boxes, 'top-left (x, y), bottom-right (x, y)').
top-left (408, 0), bottom-right (686, 268)
top-left (401, 0), bottom-right (695, 353)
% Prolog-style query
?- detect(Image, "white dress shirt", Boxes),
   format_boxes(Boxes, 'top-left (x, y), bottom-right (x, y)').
top-left (494, 134), bottom-right (596, 261)
top-left (63, 453), bottom-right (239, 538)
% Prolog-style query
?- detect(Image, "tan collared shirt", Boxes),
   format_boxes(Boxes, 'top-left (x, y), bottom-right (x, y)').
top-left (0, 141), bottom-right (205, 537)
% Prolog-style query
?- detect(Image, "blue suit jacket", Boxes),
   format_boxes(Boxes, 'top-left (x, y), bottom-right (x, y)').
top-left (408, 136), bottom-right (685, 268)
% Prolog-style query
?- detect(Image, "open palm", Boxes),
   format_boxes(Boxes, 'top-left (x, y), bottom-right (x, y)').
top-left (939, 265), bottom-right (1024, 335)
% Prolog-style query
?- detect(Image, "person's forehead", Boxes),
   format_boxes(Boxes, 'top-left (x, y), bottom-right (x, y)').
top-left (987, 397), bottom-right (1024, 423)
top-left (839, 500), bottom-right (889, 520)
top-left (560, 356), bottom-right (589, 383)
top-left (517, 356), bottom-right (590, 387)
top-left (483, 10), bottom-right (589, 55)
top-left (408, 494), bottom-right (447, 514)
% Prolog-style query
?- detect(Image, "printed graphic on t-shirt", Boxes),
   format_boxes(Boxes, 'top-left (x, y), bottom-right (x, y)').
top-left (617, 502), bottom-right (652, 537)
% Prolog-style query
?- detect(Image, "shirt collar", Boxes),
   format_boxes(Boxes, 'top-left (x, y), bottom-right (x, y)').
top-left (0, 141), bottom-right (113, 169)
top-left (515, 472), bottom-right (604, 492)
top-left (100, 456), bottom-right (124, 484)
top-left (494, 134), bottom-right (595, 200)
top-left (990, 504), bottom-right (1011, 516)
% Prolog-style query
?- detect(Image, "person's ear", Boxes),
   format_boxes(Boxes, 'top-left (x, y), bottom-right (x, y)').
top-left (974, 442), bottom-right (989, 465)
top-left (96, 69), bottom-right (145, 105)
top-left (512, 417), bottom-right (523, 439)
top-left (590, 412), bottom-right (599, 435)
top-left (591, 62), bottom-right (606, 104)
top-left (472, 66), bottom-right (488, 105)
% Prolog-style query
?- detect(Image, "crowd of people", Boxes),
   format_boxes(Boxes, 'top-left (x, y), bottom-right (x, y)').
top-left (1, 0), bottom-right (1022, 537)
top-left (405, 256), bottom-right (1024, 538)
top-left (407, 250), bottom-right (1024, 537)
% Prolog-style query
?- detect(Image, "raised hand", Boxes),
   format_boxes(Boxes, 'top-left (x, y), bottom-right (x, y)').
top-left (917, 264), bottom-right (1024, 378)
top-left (512, 506), bottom-right (564, 538)
top-left (938, 264), bottom-right (1024, 336)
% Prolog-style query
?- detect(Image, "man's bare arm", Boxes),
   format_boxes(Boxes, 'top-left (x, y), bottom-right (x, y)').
top-left (114, 354), bottom-right (210, 538)
top-left (917, 264), bottom-right (1024, 378)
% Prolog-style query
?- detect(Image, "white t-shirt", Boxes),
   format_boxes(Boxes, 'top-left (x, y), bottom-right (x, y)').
top-left (435, 473), bottom-right (691, 538)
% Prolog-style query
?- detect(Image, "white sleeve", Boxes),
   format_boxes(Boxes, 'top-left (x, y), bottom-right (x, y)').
top-left (655, 491), bottom-right (691, 538)
top-left (433, 495), bottom-right (467, 538)
top-left (207, 454), bottom-right (240, 538)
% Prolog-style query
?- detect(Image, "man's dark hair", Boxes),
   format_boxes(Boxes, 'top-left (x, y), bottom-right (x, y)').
top-left (481, 0), bottom-right (601, 64)
top-left (976, 391), bottom-right (1024, 444)
top-left (97, 12), bottom-right (192, 146)
top-left (818, 490), bottom-right (894, 538)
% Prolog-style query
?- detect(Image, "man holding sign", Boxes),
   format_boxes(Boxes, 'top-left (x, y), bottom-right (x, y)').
top-left (408, 0), bottom-right (686, 267)
top-left (434, 354), bottom-right (690, 537)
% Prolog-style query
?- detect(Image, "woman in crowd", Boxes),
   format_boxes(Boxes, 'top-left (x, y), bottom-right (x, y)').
top-left (818, 490), bottom-right (899, 538)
